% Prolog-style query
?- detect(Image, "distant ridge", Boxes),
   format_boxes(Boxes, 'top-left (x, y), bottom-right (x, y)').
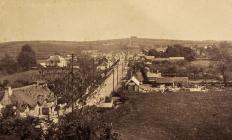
top-left (0, 37), bottom-right (223, 60)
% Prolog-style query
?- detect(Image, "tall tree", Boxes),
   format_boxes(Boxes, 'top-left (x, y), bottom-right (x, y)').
top-left (148, 49), bottom-right (159, 57)
top-left (206, 46), bottom-right (222, 60)
top-left (17, 44), bottom-right (37, 70)
top-left (216, 42), bottom-right (232, 86)
top-left (165, 44), bottom-right (196, 61)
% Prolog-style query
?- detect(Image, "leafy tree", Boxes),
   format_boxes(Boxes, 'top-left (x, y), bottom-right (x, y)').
top-left (43, 54), bottom-right (99, 108)
top-left (45, 107), bottom-right (119, 140)
top-left (0, 116), bottom-right (43, 139)
top-left (0, 54), bottom-right (18, 74)
top-left (148, 49), bottom-right (160, 57)
top-left (186, 65), bottom-right (202, 79)
top-left (206, 46), bottom-right (222, 60)
top-left (78, 55), bottom-right (98, 80)
top-left (165, 44), bottom-right (196, 61)
top-left (148, 49), bottom-right (167, 57)
top-left (165, 45), bottom-right (181, 57)
top-left (215, 42), bottom-right (232, 86)
top-left (147, 45), bottom-right (196, 61)
top-left (1, 105), bottom-right (16, 118)
top-left (17, 44), bottom-right (37, 70)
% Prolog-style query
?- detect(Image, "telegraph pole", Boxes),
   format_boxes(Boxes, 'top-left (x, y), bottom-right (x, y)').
top-left (117, 65), bottom-right (119, 85)
top-left (113, 68), bottom-right (115, 92)
top-left (71, 53), bottom-right (74, 113)
top-left (92, 58), bottom-right (95, 83)
top-left (122, 60), bottom-right (124, 78)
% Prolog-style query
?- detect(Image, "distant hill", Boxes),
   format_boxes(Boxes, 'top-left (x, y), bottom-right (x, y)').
top-left (0, 38), bottom-right (222, 60)
top-left (0, 39), bottom-right (130, 60)
top-left (132, 37), bottom-right (220, 48)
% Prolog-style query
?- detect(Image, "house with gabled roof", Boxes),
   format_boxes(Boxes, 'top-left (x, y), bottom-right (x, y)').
top-left (0, 82), bottom-right (57, 119)
top-left (97, 57), bottom-right (113, 71)
top-left (45, 55), bottom-right (68, 67)
top-left (125, 76), bottom-right (140, 92)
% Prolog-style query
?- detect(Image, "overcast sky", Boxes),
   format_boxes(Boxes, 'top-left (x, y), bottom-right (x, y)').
top-left (0, 0), bottom-right (232, 42)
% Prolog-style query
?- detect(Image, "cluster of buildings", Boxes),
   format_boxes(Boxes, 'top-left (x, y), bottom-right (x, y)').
top-left (82, 50), bottom-right (124, 73)
top-left (96, 57), bottom-right (114, 71)
top-left (39, 50), bottom-right (122, 72)
top-left (0, 50), bottom-right (127, 119)
top-left (125, 51), bottom-right (208, 93)
top-left (125, 71), bottom-right (189, 93)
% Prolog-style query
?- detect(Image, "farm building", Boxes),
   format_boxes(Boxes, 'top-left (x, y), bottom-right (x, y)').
top-left (81, 49), bottom-right (99, 55)
top-left (156, 46), bottom-right (167, 52)
top-left (153, 57), bottom-right (185, 62)
top-left (97, 57), bottom-right (113, 71)
top-left (45, 55), bottom-right (68, 67)
top-left (169, 57), bottom-right (185, 61)
top-left (140, 56), bottom-right (155, 62)
top-left (0, 83), bottom-right (57, 118)
top-left (153, 58), bottom-right (169, 62)
top-left (152, 77), bottom-right (189, 87)
top-left (146, 72), bottom-right (162, 82)
top-left (125, 76), bottom-right (140, 92)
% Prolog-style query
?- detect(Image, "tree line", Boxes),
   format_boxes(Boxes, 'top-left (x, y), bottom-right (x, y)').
top-left (146, 42), bottom-right (232, 86)
top-left (147, 44), bottom-right (196, 61)
top-left (0, 44), bottom-right (37, 75)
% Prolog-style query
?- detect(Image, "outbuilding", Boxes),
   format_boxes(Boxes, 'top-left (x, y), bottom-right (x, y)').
top-left (125, 76), bottom-right (140, 92)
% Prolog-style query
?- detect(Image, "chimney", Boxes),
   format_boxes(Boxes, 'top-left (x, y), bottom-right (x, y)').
top-left (6, 86), bottom-right (12, 96)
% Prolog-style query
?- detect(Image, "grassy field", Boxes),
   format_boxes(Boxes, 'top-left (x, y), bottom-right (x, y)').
top-left (105, 91), bottom-right (232, 140)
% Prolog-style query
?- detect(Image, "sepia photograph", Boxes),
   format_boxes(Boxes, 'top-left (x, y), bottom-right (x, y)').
top-left (0, 0), bottom-right (232, 139)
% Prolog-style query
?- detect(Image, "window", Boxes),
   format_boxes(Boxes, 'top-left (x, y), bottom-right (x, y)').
top-left (42, 107), bottom-right (49, 115)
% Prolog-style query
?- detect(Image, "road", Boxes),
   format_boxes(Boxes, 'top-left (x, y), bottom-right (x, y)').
top-left (61, 54), bottom-right (128, 114)
top-left (85, 57), bottom-right (127, 106)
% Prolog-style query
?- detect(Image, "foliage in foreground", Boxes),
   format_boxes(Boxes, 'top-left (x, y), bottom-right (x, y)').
top-left (0, 106), bottom-right (120, 140)
top-left (46, 107), bottom-right (120, 140)
top-left (0, 116), bottom-right (43, 140)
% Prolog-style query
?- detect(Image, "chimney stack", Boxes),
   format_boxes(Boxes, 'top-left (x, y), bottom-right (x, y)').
top-left (7, 86), bottom-right (12, 96)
